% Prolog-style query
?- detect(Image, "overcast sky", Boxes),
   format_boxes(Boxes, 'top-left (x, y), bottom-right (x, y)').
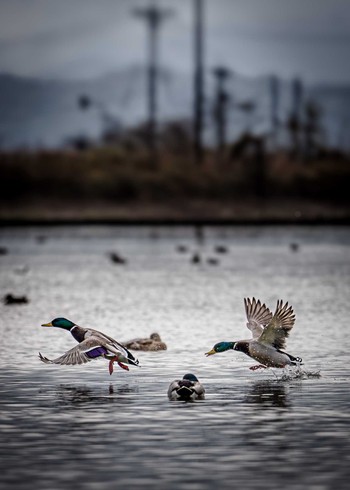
top-left (0, 0), bottom-right (349, 84)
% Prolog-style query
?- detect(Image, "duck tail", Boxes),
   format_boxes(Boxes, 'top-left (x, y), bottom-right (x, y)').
top-left (126, 349), bottom-right (140, 367)
top-left (287, 353), bottom-right (303, 365)
top-left (277, 349), bottom-right (303, 365)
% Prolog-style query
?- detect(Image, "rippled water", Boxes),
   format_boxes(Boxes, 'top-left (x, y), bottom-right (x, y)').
top-left (1, 225), bottom-right (350, 490)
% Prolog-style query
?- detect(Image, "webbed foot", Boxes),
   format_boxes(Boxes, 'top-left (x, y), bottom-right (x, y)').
top-left (249, 364), bottom-right (267, 371)
top-left (118, 362), bottom-right (129, 371)
top-left (109, 356), bottom-right (118, 375)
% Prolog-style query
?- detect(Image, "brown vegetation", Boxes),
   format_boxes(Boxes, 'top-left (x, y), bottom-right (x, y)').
top-left (0, 144), bottom-right (349, 222)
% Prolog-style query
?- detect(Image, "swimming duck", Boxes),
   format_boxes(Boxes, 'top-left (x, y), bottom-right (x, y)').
top-left (123, 332), bottom-right (167, 351)
top-left (39, 317), bottom-right (139, 375)
top-left (205, 297), bottom-right (302, 370)
top-left (168, 374), bottom-right (205, 401)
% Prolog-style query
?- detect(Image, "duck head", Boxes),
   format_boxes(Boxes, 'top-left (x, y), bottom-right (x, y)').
top-left (182, 373), bottom-right (199, 382)
top-left (41, 317), bottom-right (76, 331)
top-left (205, 341), bottom-right (236, 356)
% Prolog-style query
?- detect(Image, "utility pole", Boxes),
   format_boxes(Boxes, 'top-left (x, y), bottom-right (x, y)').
top-left (193, 0), bottom-right (205, 165)
top-left (269, 75), bottom-right (280, 149)
top-left (133, 2), bottom-right (172, 158)
top-left (212, 67), bottom-right (231, 162)
top-left (288, 77), bottom-right (303, 158)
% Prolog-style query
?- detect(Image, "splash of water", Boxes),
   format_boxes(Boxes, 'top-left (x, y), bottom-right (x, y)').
top-left (271, 364), bottom-right (321, 381)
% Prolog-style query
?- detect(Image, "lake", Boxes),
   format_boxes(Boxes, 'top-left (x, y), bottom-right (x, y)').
top-left (0, 225), bottom-right (350, 490)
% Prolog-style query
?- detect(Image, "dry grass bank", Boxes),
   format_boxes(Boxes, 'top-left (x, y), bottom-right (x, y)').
top-left (1, 147), bottom-right (349, 222)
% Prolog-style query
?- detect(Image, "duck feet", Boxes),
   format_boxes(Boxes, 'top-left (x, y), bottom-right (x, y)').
top-left (109, 357), bottom-right (117, 375)
top-left (108, 357), bottom-right (129, 375)
top-left (118, 362), bottom-right (129, 371)
top-left (249, 364), bottom-right (267, 371)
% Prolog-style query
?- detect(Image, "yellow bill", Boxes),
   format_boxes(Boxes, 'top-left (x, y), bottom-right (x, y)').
top-left (205, 349), bottom-right (216, 356)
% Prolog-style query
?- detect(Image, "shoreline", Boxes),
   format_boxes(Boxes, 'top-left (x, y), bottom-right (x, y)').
top-left (1, 198), bottom-right (349, 226)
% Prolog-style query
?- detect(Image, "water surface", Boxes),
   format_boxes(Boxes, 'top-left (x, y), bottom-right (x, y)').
top-left (1, 225), bottom-right (349, 489)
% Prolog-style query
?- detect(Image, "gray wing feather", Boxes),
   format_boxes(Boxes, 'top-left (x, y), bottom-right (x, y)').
top-left (39, 337), bottom-right (104, 366)
top-left (244, 297), bottom-right (273, 339)
top-left (258, 300), bottom-right (296, 349)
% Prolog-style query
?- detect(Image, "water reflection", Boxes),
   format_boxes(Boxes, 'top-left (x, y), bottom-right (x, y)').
top-left (244, 381), bottom-right (291, 408)
top-left (52, 383), bottom-right (139, 407)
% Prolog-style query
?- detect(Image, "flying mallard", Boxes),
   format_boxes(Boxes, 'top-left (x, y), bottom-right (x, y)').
top-left (123, 332), bottom-right (167, 351)
top-left (168, 374), bottom-right (205, 401)
top-left (39, 317), bottom-right (139, 375)
top-left (205, 297), bottom-right (302, 370)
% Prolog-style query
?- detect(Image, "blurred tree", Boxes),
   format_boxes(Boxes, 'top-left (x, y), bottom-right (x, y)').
top-left (269, 75), bottom-right (280, 149)
top-left (287, 78), bottom-right (303, 159)
top-left (303, 99), bottom-right (323, 160)
top-left (77, 94), bottom-right (122, 147)
top-left (78, 95), bottom-right (92, 111)
top-left (236, 100), bottom-right (256, 134)
top-left (159, 119), bottom-right (192, 155)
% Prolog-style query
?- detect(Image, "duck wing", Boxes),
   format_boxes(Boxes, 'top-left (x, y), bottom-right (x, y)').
top-left (244, 297), bottom-right (273, 339)
top-left (39, 337), bottom-right (109, 365)
top-left (258, 300), bottom-right (295, 349)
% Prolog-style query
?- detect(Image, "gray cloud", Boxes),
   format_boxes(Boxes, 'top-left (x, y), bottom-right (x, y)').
top-left (0, 0), bottom-right (349, 82)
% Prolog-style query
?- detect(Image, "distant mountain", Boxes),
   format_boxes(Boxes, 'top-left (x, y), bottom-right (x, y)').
top-left (0, 68), bottom-right (349, 149)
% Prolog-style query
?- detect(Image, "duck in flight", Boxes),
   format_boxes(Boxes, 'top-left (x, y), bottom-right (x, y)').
top-left (39, 317), bottom-right (139, 375)
top-left (205, 297), bottom-right (302, 370)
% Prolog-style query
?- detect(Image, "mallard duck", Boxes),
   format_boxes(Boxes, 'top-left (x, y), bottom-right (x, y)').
top-left (123, 333), bottom-right (167, 351)
top-left (205, 297), bottom-right (302, 370)
top-left (168, 374), bottom-right (205, 401)
top-left (39, 317), bottom-right (139, 375)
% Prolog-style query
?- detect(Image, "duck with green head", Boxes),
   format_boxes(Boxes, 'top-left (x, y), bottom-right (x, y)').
top-left (205, 298), bottom-right (302, 370)
top-left (167, 374), bottom-right (205, 401)
top-left (39, 317), bottom-right (139, 375)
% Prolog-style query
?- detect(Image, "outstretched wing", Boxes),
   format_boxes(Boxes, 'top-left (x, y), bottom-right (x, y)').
top-left (244, 297), bottom-right (273, 339)
top-left (39, 337), bottom-right (108, 366)
top-left (258, 300), bottom-right (295, 349)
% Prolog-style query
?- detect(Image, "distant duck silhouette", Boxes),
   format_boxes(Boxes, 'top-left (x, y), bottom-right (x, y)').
top-left (36, 235), bottom-right (47, 244)
top-left (176, 245), bottom-right (188, 253)
top-left (214, 245), bottom-right (228, 254)
top-left (3, 293), bottom-right (29, 305)
top-left (0, 246), bottom-right (8, 255)
top-left (194, 225), bottom-right (204, 243)
top-left (168, 374), bottom-right (205, 401)
top-left (124, 333), bottom-right (167, 351)
top-left (289, 243), bottom-right (300, 252)
top-left (191, 252), bottom-right (201, 264)
top-left (109, 252), bottom-right (127, 265)
top-left (207, 257), bottom-right (219, 266)
top-left (14, 265), bottom-right (30, 275)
